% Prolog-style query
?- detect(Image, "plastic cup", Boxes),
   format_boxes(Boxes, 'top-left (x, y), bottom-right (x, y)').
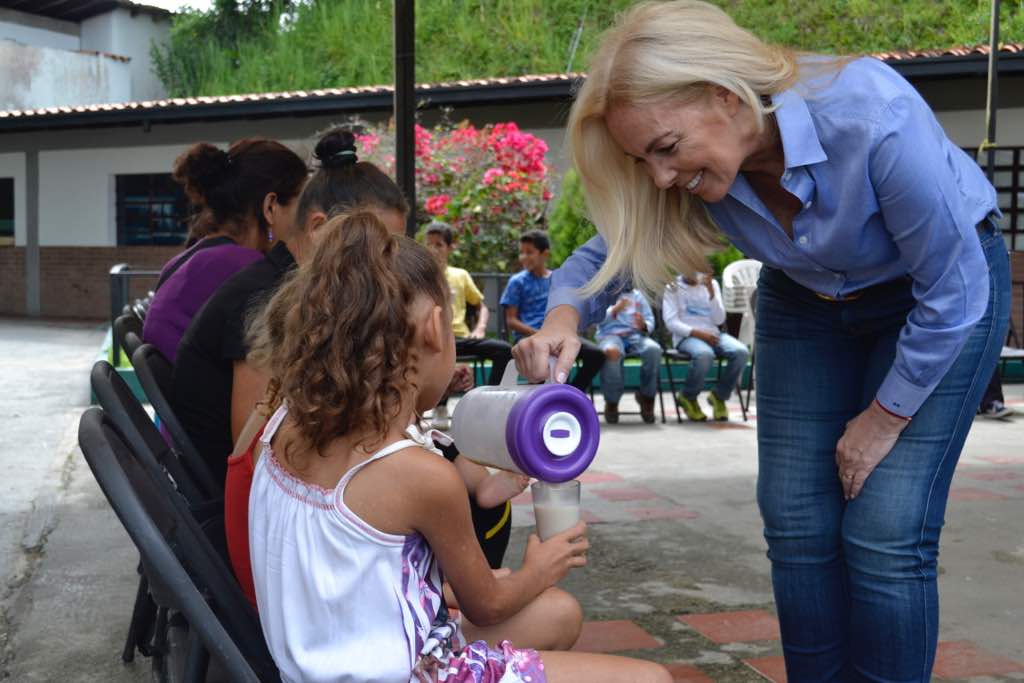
top-left (532, 480), bottom-right (581, 541)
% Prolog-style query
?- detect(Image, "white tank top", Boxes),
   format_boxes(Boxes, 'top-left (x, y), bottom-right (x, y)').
top-left (249, 405), bottom-right (463, 683)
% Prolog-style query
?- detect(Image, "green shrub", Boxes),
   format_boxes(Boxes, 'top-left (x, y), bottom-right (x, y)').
top-left (547, 169), bottom-right (596, 268)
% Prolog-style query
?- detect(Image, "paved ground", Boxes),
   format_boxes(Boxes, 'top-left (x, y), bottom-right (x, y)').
top-left (1, 318), bottom-right (1022, 682)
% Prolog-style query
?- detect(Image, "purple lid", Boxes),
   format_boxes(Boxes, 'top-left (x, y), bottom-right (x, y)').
top-left (504, 383), bottom-right (600, 482)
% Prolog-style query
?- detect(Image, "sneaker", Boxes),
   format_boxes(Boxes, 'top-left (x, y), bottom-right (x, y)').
top-left (635, 392), bottom-right (656, 424)
top-left (979, 401), bottom-right (1015, 420)
top-left (605, 402), bottom-right (619, 424)
top-left (707, 393), bottom-right (729, 421)
top-left (676, 394), bottom-right (707, 422)
top-left (430, 403), bottom-right (451, 430)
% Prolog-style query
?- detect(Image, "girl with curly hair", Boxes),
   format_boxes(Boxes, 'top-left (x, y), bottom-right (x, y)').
top-left (245, 211), bottom-right (671, 683)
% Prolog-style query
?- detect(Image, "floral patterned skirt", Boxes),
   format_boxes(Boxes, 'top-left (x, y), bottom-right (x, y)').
top-left (416, 639), bottom-right (546, 683)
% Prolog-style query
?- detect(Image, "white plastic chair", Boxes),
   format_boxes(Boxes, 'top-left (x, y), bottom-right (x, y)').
top-left (722, 259), bottom-right (762, 346)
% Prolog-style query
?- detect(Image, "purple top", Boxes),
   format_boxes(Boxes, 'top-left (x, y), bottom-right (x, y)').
top-left (143, 239), bottom-right (263, 362)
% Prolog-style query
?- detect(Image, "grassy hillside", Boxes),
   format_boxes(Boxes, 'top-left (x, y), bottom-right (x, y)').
top-left (156, 0), bottom-right (1023, 98)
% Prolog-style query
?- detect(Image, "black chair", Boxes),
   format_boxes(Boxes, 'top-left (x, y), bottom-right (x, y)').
top-left (113, 313), bottom-right (144, 367)
top-left (91, 360), bottom-right (224, 663)
top-left (79, 408), bottom-right (274, 682)
top-left (91, 361), bottom-right (217, 515)
top-left (130, 344), bottom-right (220, 499)
top-left (131, 292), bottom-right (155, 323)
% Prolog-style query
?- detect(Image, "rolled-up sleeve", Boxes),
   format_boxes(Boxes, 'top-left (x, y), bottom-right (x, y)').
top-left (870, 95), bottom-right (990, 417)
top-left (547, 234), bottom-right (624, 329)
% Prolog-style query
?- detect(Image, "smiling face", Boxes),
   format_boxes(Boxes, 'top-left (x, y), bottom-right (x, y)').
top-left (518, 241), bottom-right (548, 275)
top-left (605, 87), bottom-right (759, 203)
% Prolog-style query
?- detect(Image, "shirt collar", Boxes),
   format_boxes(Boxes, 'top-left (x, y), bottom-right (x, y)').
top-left (266, 240), bottom-right (296, 273)
top-left (771, 89), bottom-right (828, 170)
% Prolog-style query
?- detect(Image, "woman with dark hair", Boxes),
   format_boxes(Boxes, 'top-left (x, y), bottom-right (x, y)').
top-left (172, 129), bottom-right (409, 488)
top-left (142, 139), bottom-right (308, 362)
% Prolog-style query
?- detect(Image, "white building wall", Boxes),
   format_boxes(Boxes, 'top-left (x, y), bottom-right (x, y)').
top-left (0, 9), bottom-right (79, 52)
top-left (935, 107), bottom-right (1024, 147)
top-left (38, 144), bottom-right (217, 247)
top-left (0, 41), bottom-right (131, 111)
top-left (81, 8), bottom-right (170, 102)
top-left (0, 152), bottom-right (26, 247)
top-left (36, 139), bottom-right (309, 247)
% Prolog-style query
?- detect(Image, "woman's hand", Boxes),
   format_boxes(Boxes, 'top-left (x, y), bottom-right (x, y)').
top-left (447, 364), bottom-right (474, 394)
top-left (835, 400), bottom-right (910, 499)
top-left (512, 305), bottom-right (582, 383)
top-left (522, 521), bottom-right (589, 586)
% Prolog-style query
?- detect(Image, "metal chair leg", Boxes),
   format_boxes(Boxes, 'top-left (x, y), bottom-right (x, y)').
top-left (150, 607), bottom-right (169, 683)
top-left (123, 566), bottom-right (157, 662)
top-left (663, 356), bottom-right (683, 423)
top-left (656, 371), bottom-right (667, 424)
top-left (182, 627), bottom-right (210, 683)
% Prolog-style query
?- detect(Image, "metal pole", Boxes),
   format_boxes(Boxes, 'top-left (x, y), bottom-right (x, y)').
top-left (983, 0), bottom-right (1000, 182)
top-left (394, 0), bottom-right (417, 237)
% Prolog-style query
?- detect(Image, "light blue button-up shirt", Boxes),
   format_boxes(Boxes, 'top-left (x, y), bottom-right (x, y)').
top-left (549, 57), bottom-right (997, 417)
top-left (596, 289), bottom-right (656, 339)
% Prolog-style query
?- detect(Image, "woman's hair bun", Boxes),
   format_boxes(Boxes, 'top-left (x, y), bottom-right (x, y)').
top-left (314, 129), bottom-right (358, 169)
top-left (172, 142), bottom-right (231, 204)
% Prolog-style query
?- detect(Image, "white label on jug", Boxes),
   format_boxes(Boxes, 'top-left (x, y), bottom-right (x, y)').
top-left (534, 502), bottom-right (581, 541)
top-left (542, 411), bottom-right (581, 457)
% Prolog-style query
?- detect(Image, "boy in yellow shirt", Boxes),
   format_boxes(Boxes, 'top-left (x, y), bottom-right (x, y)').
top-left (424, 222), bottom-right (513, 389)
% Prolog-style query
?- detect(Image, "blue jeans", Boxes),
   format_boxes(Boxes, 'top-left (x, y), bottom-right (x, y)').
top-left (755, 220), bottom-right (1010, 682)
top-left (597, 334), bottom-right (662, 403)
top-left (676, 333), bottom-right (749, 401)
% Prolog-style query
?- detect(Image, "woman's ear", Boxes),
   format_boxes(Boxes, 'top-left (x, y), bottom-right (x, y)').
top-left (421, 304), bottom-right (445, 354)
top-left (262, 192), bottom-right (279, 227)
top-left (305, 210), bottom-right (328, 235)
top-left (714, 85), bottom-right (741, 116)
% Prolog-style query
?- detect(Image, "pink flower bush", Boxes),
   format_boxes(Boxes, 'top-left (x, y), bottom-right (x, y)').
top-left (425, 194), bottom-right (451, 216)
top-left (354, 119), bottom-right (551, 272)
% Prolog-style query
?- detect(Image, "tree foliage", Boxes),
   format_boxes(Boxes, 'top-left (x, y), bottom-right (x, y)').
top-left (153, 0), bottom-right (1023, 98)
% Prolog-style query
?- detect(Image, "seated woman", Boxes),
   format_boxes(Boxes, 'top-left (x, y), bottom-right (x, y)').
top-left (142, 139), bottom-right (307, 362)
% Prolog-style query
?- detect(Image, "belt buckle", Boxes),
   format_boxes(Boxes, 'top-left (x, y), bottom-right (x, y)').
top-left (815, 291), bottom-right (861, 303)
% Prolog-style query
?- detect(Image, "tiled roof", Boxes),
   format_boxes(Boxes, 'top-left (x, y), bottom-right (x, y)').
top-left (874, 42), bottom-right (1023, 61)
top-left (0, 1), bottom-right (171, 22)
top-left (0, 43), bottom-right (1020, 125)
top-left (0, 73), bottom-right (580, 121)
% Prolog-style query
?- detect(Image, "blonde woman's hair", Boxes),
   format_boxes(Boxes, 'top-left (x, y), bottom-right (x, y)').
top-left (570, 0), bottom-right (800, 297)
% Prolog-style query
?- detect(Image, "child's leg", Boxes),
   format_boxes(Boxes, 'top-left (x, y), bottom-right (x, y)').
top-left (540, 651), bottom-right (673, 683)
top-left (461, 586), bottom-right (582, 651)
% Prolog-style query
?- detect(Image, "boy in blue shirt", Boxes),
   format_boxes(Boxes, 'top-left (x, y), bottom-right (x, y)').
top-left (501, 230), bottom-right (604, 392)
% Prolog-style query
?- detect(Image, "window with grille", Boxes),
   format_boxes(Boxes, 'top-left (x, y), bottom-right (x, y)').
top-left (988, 147), bottom-right (1023, 252)
top-left (0, 178), bottom-right (13, 246)
top-left (963, 146), bottom-right (1023, 252)
top-left (115, 174), bottom-right (189, 246)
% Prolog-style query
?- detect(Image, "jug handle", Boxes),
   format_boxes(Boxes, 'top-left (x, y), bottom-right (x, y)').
top-left (499, 358), bottom-right (558, 387)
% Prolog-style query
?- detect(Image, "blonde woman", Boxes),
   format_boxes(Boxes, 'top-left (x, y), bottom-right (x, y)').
top-left (513, 1), bottom-right (1009, 680)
